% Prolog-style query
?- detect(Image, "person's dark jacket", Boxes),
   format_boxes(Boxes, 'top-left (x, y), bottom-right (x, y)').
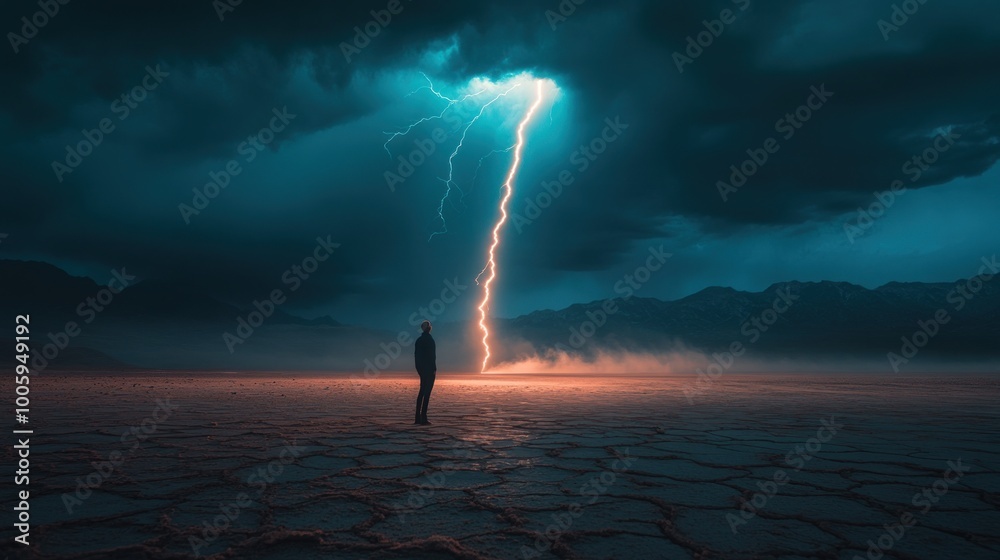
top-left (414, 332), bottom-right (436, 374)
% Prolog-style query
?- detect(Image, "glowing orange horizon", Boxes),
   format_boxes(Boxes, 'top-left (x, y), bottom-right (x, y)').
top-left (477, 80), bottom-right (547, 373)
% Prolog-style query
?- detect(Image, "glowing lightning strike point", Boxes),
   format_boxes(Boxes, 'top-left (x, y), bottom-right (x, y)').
top-left (477, 80), bottom-right (546, 373)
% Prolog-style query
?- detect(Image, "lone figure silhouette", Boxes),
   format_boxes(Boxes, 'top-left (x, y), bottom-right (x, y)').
top-left (414, 320), bottom-right (436, 425)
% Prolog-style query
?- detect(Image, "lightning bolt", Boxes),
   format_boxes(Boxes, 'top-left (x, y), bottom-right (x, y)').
top-left (383, 73), bottom-right (488, 157)
top-left (429, 83), bottom-right (521, 240)
top-left (385, 73), bottom-right (525, 241)
top-left (477, 80), bottom-right (546, 372)
top-left (465, 146), bottom-right (515, 202)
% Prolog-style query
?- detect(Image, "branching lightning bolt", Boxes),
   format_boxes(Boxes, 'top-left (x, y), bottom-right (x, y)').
top-left (429, 84), bottom-right (521, 240)
top-left (385, 73), bottom-right (525, 241)
top-left (383, 73), bottom-right (488, 157)
top-left (477, 80), bottom-right (546, 372)
top-left (464, 147), bottom-right (515, 203)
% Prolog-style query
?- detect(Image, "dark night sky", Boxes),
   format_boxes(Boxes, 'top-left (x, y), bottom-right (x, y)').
top-left (2, 0), bottom-right (998, 329)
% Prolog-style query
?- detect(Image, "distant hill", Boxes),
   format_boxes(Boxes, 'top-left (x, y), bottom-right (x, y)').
top-left (0, 260), bottom-right (373, 372)
top-left (489, 280), bottom-right (1000, 364)
top-left (2, 259), bottom-right (997, 372)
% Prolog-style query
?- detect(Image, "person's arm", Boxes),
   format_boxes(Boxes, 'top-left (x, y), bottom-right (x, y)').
top-left (430, 338), bottom-right (437, 372)
top-left (414, 337), bottom-right (422, 370)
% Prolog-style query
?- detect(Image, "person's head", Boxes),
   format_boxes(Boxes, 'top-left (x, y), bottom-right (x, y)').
top-left (421, 320), bottom-right (432, 333)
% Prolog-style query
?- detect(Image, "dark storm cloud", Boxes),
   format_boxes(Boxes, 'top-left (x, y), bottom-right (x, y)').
top-left (0, 0), bottom-right (557, 141)
top-left (502, 0), bottom-right (1000, 283)
top-left (2, 0), bottom-right (999, 324)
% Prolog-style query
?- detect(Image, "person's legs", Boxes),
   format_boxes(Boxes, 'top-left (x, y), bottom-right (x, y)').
top-left (414, 390), bottom-right (424, 424)
top-left (419, 372), bottom-right (435, 423)
top-left (415, 373), bottom-right (428, 424)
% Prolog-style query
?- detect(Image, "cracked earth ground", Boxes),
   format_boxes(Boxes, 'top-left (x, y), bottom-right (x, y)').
top-left (2, 373), bottom-right (998, 559)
